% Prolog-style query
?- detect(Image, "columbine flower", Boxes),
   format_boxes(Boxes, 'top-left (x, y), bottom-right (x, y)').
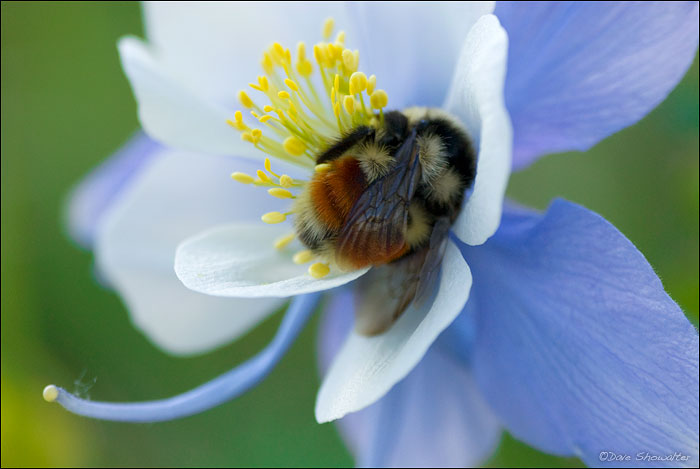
top-left (50, 2), bottom-right (699, 467)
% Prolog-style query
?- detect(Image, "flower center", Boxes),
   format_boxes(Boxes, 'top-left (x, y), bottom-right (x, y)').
top-left (228, 19), bottom-right (476, 281)
top-left (228, 18), bottom-right (390, 279)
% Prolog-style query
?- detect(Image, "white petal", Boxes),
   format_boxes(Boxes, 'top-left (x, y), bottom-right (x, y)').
top-left (143, 1), bottom-right (354, 101)
top-left (96, 148), bottom-right (284, 355)
top-left (315, 240), bottom-right (471, 423)
top-left (175, 224), bottom-right (370, 298)
top-left (347, 1), bottom-right (494, 108)
top-left (444, 15), bottom-right (512, 246)
top-left (118, 36), bottom-right (255, 159)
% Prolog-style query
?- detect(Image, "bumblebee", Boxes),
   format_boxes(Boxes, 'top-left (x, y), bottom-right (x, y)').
top-left (293, 107), bottom-right (477, 335)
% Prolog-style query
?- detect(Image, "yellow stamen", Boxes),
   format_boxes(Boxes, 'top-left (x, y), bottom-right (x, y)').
top-left (274, 232), bottom-right (296, 250)
top-left (227, 19), bottom-right (389, 198)
top-left (309, 262), bottom-right (330, 278)
top-left (268, 188), bottom-right (294, 199)
top-left (349, 72), bottom-right (367, 95)
top-left (257, 169), bottom-right (271, 182)
top-left (283, 136), bottom-right (306, 156)
top-left (343, 95), bottom-right (356, 115)
top-left (227, 119), bottom-right (245, 131)
top-left (238, 90), bottom-right (254, 108)
top-left (297, 59), bottom-right (313, 77)
top-left (293, 249), bottom-right (314, 264)
top-left (370, 89), bottom-right (388, 109)
top-left (279, 175), bottom-right (294, 187)
top-left (322, 17), bottom-right (334, 40)
top-left (342, 49), bottom-right (358, 73)
top-left (297, 42), bottom-right (306, 60)
top-left (231, 172), bottom-right (255, 184)
top-left (284, 78), bottom-right (300, 92)
top-left (315, 163), bottom-right (332, 173)
top-left (264, 158), bottom-right (279, 177)
top-left (367, 74), bottom-right (377, 95)
top-left (261, 211), bottom-right (287, 224)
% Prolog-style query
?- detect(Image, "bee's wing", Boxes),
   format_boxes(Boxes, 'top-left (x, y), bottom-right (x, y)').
top-left (353, 218), bottom-right (451, 336)
top-left (335, 128), bottom-right (421, 269)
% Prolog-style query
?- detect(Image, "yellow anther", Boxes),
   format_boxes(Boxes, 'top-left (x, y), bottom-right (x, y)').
top-left (367, 74), bottom-right (377, 95)
top-left (251, 129), bottom-right (262, 139)
top-left (327, 42), bottom-right (342, 61)
top-left (264, 157), bottom-right (280, 177)
top-left (322, 17), bottom-right (334, 40)
top-left (258, 76), bottom-right (269, 92)
top-left (284, 78), bottom-right (299, 92)
top-left (309, 262), bottom-right (330, 278)
top-left (297, 59), bottom-right (313, 76)
top-left (343, 95), bottom-right (356, 115)
top-left (342, 49), bottom-right (358, 73)
top-left (259, 115), bottom-right (272, 123)
top-left (293, 250), bottom-right (314, 264)
top-left (261, 211), bottom-right (287, 224)
top-left (315, 163), bottom-right (332, 173)
top-left (334, 74), bottom-right (340, 93)
top-left (238, 90), bottom-right (254, 108)
top-left (263, 105), bottom-right (274, 113)
top-left (297, 42), bottom-right (306, 61)
top-left (279, 175), bottom-right (294, 187)
top-left (43, 385), bottom-right (59, 403)
top-left (256, 169), bottom-right (271, 182)
top-left (231, 172), bottom-right (255, 184)
top-left (313, 44), bottom-right (326, 65)
top-left (268, 188), bottom-right (294, 199)
top-left (336, 31), bottom-right (346, 45)
top-left (227, 119), bottom-right (246, 131)
top-left (262, 53), bottom-right (274, 73)
top-left (349, 72), bottom-right (367, 95)
top-left (278, 90), bottom-right (291, 100)
top-left (334, 101), bottom-right (341, 118)
top-left (235, 110), bottom-right (244, 122)
top-left (370, 89), bottom-right (388, 109)
top-left (273, 42), bottom-right (286, 59)
top-left (330, 86), bottom-right (336, 104)
top-left (275, 108), bottom-right (288, 122)
top-left (285, 49), bottom-right (292, 65)
top-left (241, 132), bottom-right (255, 143)
top-left (249, 83), bottom-right (264, 92)
top-left (274, 232), bottom-right (296, 250)
top-left (283, 136), bottom-right (306, 156)
top-left (251, 111), bottom-right (260, 118)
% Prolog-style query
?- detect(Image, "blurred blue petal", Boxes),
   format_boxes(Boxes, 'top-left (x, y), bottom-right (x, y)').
top-left (319, 290), bottom-right (502, 468)
top-left (66, 132), bottom-right (160, 248)
top-left (459, 200), bottom-right (699, 467)
top-left (496, 1), bottom-right (700, 170)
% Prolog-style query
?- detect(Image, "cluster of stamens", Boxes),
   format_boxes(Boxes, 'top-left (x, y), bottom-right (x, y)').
top-left (229, 18), bottom-right (388, 279)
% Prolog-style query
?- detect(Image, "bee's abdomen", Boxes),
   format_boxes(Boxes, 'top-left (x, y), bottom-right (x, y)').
top-left (293, 156), bottom-right (364, 252)
top-left (307, 155), bottom-right (367, 233)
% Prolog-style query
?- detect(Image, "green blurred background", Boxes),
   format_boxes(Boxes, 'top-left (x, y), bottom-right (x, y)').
top-left (1, 2), bottom-right (697, 467)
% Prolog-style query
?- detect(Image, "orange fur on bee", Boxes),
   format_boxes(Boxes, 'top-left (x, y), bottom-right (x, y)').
top-left (341, 239), bottom-right (409, 270)
top-left (310, 156), bottom-right (367, 230)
